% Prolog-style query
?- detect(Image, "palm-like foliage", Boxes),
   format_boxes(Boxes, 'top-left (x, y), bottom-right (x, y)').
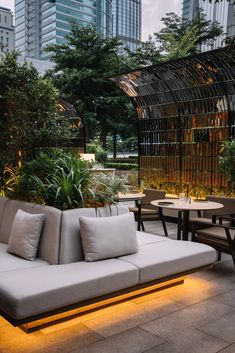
top-left (0, 167), bottom-right (18, 197)
top-left (12, 150), bottom-right (126, 210)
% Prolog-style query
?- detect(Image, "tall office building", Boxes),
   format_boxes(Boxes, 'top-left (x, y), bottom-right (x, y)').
top-left (112, 0), bottom-right (141, 52)
top-left (0, 6), bottom-right (15, 57)
top-left (15, 0), bottom-right (112, 60)
top-left (182, 0), bottom-right (235, 51)
top-left (227, 1), bottom-right (235, 38)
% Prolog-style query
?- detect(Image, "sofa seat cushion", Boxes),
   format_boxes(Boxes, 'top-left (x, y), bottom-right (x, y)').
top-left (136, 231), bottom-right (167, 247)
top-left (118, 240), bottom-right (216, 283)
top-left (0, 259), bottom-right (138, 320)
top-left (0, 244), bottom-right (48, 273)
top-left (196, 226), bottom-right (235, 240)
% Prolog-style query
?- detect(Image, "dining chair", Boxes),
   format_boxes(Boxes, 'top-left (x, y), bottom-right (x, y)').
top-left (192, 215), bottom-right (235, 268)
top-left (128, 189), bottom-right (168, 236)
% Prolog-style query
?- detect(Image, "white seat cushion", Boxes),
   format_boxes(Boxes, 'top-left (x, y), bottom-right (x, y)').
top-left (0, 259), bottom-right (138, 320)
top-left (118, 240), bottom-right (216, 283)
top-left (0, 243), bottom-right (48, 273)
top-left (136, 231), bottom-right (167, 247)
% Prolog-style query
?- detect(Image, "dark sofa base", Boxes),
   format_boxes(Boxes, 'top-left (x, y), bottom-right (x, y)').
top-left (0, 264), bottom-right (212, 333)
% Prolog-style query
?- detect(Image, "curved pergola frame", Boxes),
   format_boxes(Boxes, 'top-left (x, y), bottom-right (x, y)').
top-left (56, 97), bottom-right (86, 152)
top-left (111, 46), bottom-right (235, 195)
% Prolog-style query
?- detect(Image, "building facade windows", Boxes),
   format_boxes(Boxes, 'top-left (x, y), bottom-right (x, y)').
top-left (15, 0), bottom-right (112, 59)
top-left (182, 0), bottom-right (235, 51)
top-left (0, 6), bottom-right (14, 57)
top-left (112, 0), bottom-right (141, 52)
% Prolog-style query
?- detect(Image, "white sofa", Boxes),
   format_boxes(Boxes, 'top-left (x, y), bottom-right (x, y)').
top-left (0, 197), bottom-right (216, 329)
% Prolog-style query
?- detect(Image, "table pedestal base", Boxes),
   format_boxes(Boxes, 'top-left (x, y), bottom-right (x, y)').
top-left (177, 210), bottom-right (190, 241)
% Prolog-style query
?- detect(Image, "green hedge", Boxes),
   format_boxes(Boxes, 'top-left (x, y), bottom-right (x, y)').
top-left (104, 162), bottom-right (138, 170)
top-left (108, 157), bottom-right (138, 164)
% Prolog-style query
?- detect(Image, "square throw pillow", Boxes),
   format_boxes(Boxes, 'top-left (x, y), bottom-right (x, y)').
top-left (79, 212), bottom-right (138, 261)
top-left (7, 209), bottom-right (45, 261)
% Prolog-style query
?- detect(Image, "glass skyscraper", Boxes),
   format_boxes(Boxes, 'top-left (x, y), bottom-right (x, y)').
top-left (15, 0), bottom-right (112, 59)
top-left (112, 0), bottom-right (141, 52)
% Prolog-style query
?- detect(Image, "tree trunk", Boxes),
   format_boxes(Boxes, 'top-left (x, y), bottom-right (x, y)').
top-left (113, 132), bottom-right (117, 159)
top-left (102, 117), bottom-right (106, 149)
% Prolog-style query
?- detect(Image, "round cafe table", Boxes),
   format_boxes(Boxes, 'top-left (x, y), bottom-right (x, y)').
top-left (151, 199), bottom-right (223, 241)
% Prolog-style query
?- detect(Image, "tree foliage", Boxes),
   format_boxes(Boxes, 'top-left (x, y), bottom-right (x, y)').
top-left (127, 10), bottom-right (223, 66)
top-left (46, 24), bottom-right (137, 147)
top-left (0, 52), bottom-right (71, 172)
top-left (44, 13), bottom-right (224, 154)
top-left (156, 11), bottom-right (223, 60)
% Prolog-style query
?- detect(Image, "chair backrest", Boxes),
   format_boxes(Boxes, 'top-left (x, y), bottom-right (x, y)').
top-left (203, 195), bottom-right (235, 219)
top-left (142, 189), bottom-right (165, 210)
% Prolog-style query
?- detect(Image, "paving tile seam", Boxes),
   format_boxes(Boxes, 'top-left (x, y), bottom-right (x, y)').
top-left (170, 295), bottom-right (235, 311)
top-left (70, 326), bottom-right (162, 353)
top-left (132, 294), bottom-right (184, 307)
top-left (141, 340), bottom-right (168, 353)
top-left (137, 300), bottom-right (235, 337)
top-left (81, 322), bottom-right (106, 340)
top-left (210, 291), bottom-right (235, 307)
top-left (196, 327), bottom-right (232, 345)
top-left (215, 342), bottom-right (235, 353)
top-left (138, 325), bottom-right (168, 342)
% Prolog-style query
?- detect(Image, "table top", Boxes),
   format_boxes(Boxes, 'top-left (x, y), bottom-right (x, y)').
top-left (118, 192), bottom-right (146, 201)
top-left (151, 198), bottom-right (223, 211)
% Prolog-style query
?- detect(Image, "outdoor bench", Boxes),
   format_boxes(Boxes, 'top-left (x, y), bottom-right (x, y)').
top-left (0, 197), bottom-right (216, 331)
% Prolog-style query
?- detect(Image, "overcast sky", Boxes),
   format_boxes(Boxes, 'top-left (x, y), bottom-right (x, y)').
top-left (1, 0), bottom-right (181, 40)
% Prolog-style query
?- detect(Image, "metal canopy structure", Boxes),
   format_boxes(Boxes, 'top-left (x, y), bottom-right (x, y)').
top-left (56, 97), bottom-right (85, 152)
top-left (111, 46), bottom-right (235, 195)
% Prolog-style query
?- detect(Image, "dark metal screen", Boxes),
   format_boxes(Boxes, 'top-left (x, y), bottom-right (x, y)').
top-left (56, 97), bottom-right (85, 152)
top-left (111, 46), bottom-right (235, 195)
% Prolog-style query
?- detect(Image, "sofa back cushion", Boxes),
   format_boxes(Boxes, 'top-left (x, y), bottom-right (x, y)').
top-left (59, 204), bottom-right (129, 264)
top-left (32, 204), bottom-right (62, 264)
top-left (0, 200), bottom-right (35, 244)
top-left (0, 200), bottom-right (62, 264)
top-left (0, 197), bottom-right (8, 227)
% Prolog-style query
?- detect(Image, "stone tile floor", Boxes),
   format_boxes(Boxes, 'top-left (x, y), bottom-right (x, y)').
top-left (0, 221), bottom-right (235, 353)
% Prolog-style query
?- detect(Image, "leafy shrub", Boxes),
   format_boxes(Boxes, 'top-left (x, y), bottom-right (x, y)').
top-left (86, 141), bottom-right (108, 164)
top-left (0, 166), bottom-right (19, 197)
top-left (219, 140), bottom-right (235, 185)
top-left (104, 162), bottom-right (138, 170)
top-left (12, 149), bottom-right (126, 210)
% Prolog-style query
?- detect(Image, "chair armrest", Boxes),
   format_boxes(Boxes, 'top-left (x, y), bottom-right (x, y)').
top-left (195, 222), bottom-right (235, 246)
top-left (219, 215), bottom-right (235, 225)
top-left (213, 212), bottom-right (235, 220)
top-left (210, 213), bottom-right (235, 224)
top-left (193, 220), bottom-right (235, 231)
